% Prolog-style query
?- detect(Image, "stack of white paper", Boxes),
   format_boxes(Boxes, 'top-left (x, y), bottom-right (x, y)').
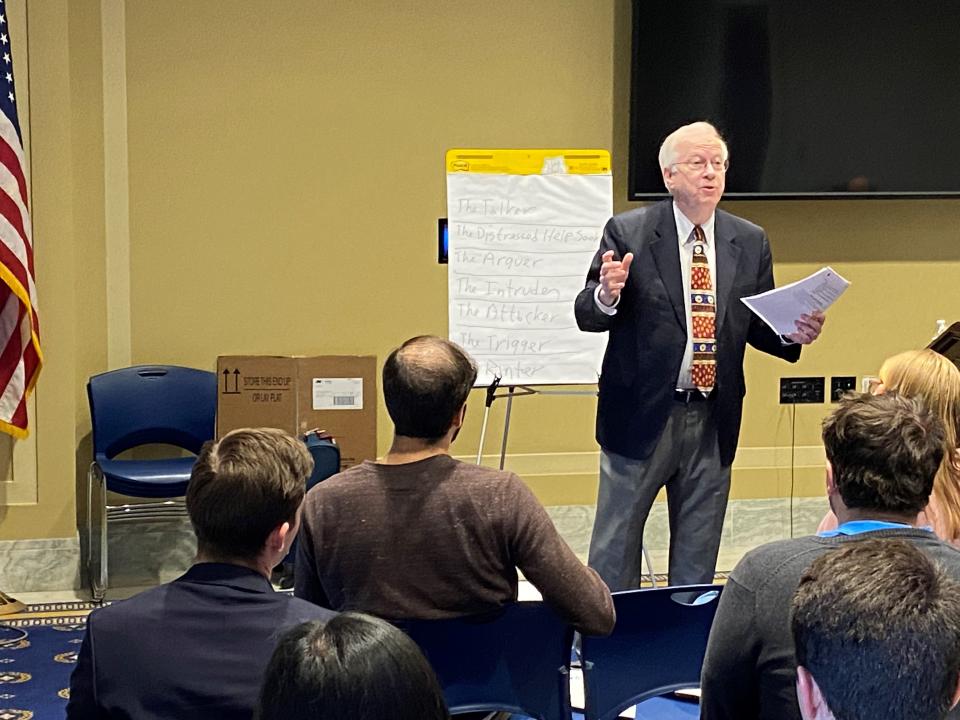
top-left (741, 267), bottom-right (850, 336)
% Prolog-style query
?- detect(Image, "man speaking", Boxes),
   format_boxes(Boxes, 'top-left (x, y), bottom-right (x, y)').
top-left (575, 121), bottom-right (824, 588)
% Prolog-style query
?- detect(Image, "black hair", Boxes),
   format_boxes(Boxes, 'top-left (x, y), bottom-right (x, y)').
top-left (256, 613), bottom-right (450, 720)
top-left (382, 336), bottom-right (477, 442)
top-left (792, 538), bottom-right (960, 720)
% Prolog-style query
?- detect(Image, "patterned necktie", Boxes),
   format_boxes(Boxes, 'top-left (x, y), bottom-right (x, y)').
top-left (690, 225), bottom-right (716, 395)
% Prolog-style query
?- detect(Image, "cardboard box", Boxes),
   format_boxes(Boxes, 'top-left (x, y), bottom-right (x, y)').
top-left (216, 355), bottom-right (377, 469)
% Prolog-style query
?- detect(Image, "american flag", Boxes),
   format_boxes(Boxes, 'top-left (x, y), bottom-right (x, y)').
top-left (0, 0), bottom-right (40, 438)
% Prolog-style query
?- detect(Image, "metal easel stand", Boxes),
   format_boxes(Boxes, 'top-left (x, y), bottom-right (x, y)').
top-left (476, 376), bottom-right (598, 470)
top-left (474, 377), bottom-right (657, 588)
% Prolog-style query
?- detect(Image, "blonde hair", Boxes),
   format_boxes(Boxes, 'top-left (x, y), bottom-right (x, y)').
top-left (879, 349), bottom-right (960, 540)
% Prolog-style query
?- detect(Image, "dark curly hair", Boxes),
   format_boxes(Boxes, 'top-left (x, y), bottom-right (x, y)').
top-left (822, 391), bottom-right (945, 515)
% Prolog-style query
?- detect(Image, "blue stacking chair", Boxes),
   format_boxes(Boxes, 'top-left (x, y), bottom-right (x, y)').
top-left (86, 365), bottom-right (217, 601)
top-left (580, 584), bottom-right (723, 720)
top-left (302, 431), bottom-right (341, 492)
top-left (281, 431), bottom-right (341, 569)
top-left (398, 601), bottom-right (574, 720)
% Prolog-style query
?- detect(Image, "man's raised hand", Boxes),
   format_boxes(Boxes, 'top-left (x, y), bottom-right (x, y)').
top-left (598, 250), bottom-right (634, 307)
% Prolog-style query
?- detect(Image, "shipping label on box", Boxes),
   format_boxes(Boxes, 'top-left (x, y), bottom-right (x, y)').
top-left (312, 378), bottom-right (363, 410)
top-left (217, 355), bottom-right (377, 470)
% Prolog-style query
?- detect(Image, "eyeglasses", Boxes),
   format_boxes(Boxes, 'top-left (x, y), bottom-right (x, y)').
top-left (676, 157), bottom-right (729, 173)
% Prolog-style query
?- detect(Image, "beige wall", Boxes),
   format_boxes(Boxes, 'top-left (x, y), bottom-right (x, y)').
top-left (4, 0), bottom-right (958, 539)
top-left (0, 0), bottom-right (108, 540)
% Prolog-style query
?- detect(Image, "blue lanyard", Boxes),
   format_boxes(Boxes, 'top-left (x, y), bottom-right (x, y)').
top-left (818, 520), bottom-right (927, 537)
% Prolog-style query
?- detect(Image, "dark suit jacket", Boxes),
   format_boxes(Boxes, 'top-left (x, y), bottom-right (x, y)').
top-left (66, 562), bottom-right (335, 720)
top-left (574, 200), bottom-right (800, 466)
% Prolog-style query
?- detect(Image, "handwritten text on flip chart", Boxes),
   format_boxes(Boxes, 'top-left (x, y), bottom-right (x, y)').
top-left (447, 172), bottom-right (611, 385)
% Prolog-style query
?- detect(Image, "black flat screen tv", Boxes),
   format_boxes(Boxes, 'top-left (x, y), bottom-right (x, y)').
top-left (629, 0), bottom-right (960, 200)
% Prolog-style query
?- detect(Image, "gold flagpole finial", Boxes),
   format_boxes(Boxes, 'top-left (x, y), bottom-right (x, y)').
top-left (0, 590), bottom-right (25, 615)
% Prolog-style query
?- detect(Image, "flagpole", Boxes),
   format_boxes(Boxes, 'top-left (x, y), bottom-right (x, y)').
top-left (0, 590), bottom-right (25, 615)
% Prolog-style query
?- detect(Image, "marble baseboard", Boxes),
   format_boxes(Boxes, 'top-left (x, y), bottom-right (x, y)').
top-left (0, 536), bottom-right (81, 593)
top-left (3, 497), bottom-right (830, 594)
top-left (546, 496), bottom-right (831, 574)
top-left (102, 519), bottom-right (196, 589)
top-left (0, 519), bottom-right (197, 594)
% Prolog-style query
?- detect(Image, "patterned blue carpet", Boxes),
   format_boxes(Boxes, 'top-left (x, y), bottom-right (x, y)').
top-left (0, 602), bottom-right (92, 720)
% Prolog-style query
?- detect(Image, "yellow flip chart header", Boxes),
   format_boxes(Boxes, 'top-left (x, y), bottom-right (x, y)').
top-left (446, 149), bottom-right (611, 175)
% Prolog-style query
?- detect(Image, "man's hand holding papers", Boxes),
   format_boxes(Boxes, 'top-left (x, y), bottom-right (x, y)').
top-left (741, 267), bottom-right (849, 344)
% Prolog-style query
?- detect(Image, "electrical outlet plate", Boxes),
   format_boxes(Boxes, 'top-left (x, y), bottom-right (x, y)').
top-left (779, 377), bottom-right (825, 404)
top-left (830, 376), bottom-right (857, 402)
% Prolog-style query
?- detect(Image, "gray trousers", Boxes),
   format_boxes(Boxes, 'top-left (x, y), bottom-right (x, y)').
top-left (588, 399), bottom-right (731, 590)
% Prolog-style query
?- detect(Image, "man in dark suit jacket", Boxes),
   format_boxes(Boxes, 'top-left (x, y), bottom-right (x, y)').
top-left (67, 428), bottom-right (336, 720)
top-left (575, 121), bottom-right (824, 588)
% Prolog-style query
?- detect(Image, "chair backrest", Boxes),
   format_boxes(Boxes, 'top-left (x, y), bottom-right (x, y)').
top-left (285, 433), bottom-right (342, 567)
top-left (397, 602), bottom-right (574, 720)
top-left (581, 584), bottom-right (723, 720)
top-left (87, 365), bottom-right (217, 460)
top-left (303, 432), bottom-right (341, 491)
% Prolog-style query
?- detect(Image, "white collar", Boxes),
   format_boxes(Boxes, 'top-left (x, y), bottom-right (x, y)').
top-left (672, 203), bottom-right (716, 247)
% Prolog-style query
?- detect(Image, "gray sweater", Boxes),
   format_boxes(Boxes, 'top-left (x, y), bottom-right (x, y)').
top-left (699, 528), bottom-right (960, 720)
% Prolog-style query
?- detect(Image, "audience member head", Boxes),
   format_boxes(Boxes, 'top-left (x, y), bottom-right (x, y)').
top-left (822, 391), bottom-right (944, 521)
top-left (873, 349), bottom-right (960, 538)
top-left (382, 335), bottom-right (477, 444)
top-left (186, 427), bottom-right (313, 571)
top-left (791, 538), bottom-right (960, 720)
top-left (256, 613), bottom-right (449, 720)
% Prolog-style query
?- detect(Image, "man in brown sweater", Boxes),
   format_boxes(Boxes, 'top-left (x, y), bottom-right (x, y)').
top-left (294, 335), bottom-right (615, 636)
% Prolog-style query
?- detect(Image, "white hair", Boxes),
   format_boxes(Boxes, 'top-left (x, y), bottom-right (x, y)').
top-left (658, 121), bottom-right (729, 171)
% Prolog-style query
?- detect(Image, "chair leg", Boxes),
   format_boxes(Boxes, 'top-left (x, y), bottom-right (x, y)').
top-left (85, 464), bottom-right (93, 578)
top-left (86, 464), bottom-right (96, 600)
top-left (91, 468), bottom-right (108, 603)
top-left (642, 545), bottom-right (657, 588)
top-left (98, 470), bottom-right (108, 602)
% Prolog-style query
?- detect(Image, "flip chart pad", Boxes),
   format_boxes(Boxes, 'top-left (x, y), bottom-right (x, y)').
top-left (446, 150), bottom-right (612, 386)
